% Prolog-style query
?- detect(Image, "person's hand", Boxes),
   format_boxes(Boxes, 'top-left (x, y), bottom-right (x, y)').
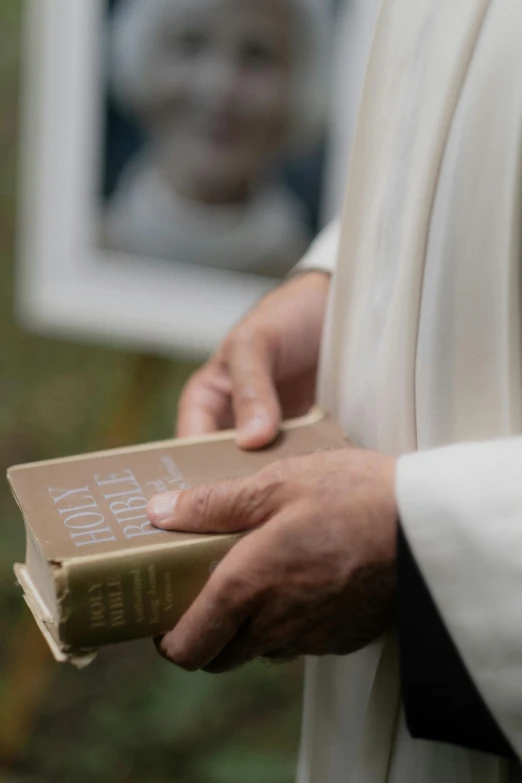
top-left (177, 272), bottom-right (331, 449)
top-left (148, 448), bottom-right (397, 673)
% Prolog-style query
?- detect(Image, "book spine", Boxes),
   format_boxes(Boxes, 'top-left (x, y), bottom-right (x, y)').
top-left (55, 535), bottom-right (240, 651)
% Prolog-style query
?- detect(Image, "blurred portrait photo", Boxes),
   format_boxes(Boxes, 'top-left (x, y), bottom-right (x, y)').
top-left (101, 0), bottom-right (332, 278)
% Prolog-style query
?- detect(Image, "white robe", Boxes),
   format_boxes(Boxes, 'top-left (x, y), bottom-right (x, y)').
top-left (321, 0), bottom-right (381, 223)
top-left (296, 0), bottom-right (522, 780)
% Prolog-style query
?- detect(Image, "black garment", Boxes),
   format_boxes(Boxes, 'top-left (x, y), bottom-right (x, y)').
top-left (398, 527), bottom-right (516, 759)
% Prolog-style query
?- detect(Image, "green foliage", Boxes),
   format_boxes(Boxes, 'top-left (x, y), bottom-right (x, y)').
top-left (0, 2), bottom-right (303, 780)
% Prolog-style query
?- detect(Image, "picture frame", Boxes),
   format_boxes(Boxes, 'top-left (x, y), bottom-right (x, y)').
top-left (18, 0), bottom-right (324, 359)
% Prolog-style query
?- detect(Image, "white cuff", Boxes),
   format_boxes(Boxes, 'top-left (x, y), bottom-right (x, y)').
top-left (290, 220), bottom-right (340, 277)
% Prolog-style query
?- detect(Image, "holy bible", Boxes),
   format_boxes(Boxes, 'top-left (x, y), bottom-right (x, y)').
top-left (9, 409), bottom-right (348, 666)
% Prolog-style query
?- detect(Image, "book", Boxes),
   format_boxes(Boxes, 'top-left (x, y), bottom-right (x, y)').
top-left (8, 409), bottom-right (349, 666)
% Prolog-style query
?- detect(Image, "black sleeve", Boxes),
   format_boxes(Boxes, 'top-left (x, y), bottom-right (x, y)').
top-left (398, 526), bottom-right (516, 759)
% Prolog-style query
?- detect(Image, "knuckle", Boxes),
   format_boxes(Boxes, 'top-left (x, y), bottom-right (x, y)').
top-left (179, 369), bottom-right (207, 401)
top-left (229, 475), bottom-right (277, 527)
top-left (221, 568), bottom-right (247, 597)
top-left (260, 459), bottom-right (287, 483)
top-left (235, 483), bottom-right (262, 524)
top-left (220, 568), bottom-right (258, 608)
top-left (230, 329), bottom-right (269, 363)
top-left (187, 485), bottom-right (213, 530)
top-left (258, 461), bottom-right (292, 499)
top-left (223, 327), bottom-right (250, 356)
top-left (234, 385), bottom-right (263, 409)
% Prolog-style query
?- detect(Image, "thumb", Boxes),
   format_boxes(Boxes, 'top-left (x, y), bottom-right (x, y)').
top-left (147, 474), bottom-right (277, 533)
top-left (227, 338), bottom-right (281, 450)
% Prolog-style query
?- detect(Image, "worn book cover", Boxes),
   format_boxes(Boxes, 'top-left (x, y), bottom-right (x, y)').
top-left (8, 409), bottom-right (348, 666)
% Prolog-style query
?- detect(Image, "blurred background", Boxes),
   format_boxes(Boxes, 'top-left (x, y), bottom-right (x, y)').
top-left (0, 0), bottom-right (382, 779)
top-left (0, 2), bottom-right (305, 781)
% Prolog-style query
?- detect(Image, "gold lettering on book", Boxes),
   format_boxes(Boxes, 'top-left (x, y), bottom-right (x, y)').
top-left (48, 466), bottom-right (170, 549)
top-left (160, 456), bottom-right (189, 489)
top-left (147, 564), bottom-right (160, 625)
top-left (163, 571), bottom-right (174, 612)
top-left (95, 468), bottom-right (161, 540)
top-left (107, 578), bottom-right (125, 628)
top-left (131, 569), bottom-right (145, 623)
top-left (48, 485), bottom-right (116, 548)
top-left (87, 583), bottom-right (106, 629)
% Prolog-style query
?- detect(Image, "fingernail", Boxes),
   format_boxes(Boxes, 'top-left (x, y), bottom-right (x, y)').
top-left (148, 492), bottom-right (180, 526)
top-left (240, 415), bottom-right (268, 439)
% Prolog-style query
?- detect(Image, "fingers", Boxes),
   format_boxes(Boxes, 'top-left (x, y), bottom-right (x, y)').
top-left (148, 468), bottom-right (289, 668)
top-left (155, 510), bottom-right (307, 671)
top-left (158, 588), bottom-right (252, 672)
top-left (176, 328), bottom-right (282, 449)
top-left (157, 524), bottom-right (295, 671)
top-left (157, 536), bottom-right (262, 670)
top-left (176, 367), bottom-right (233, 437)
top-left (201, 618), bottom-right (300, 674)
top-left (227, 337), bottom-right (281, 450)
top-left (147, 468), bottom-right (283, 533)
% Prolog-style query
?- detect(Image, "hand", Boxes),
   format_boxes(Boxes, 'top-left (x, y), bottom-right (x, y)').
top-left (177, 272), bottom-right (331, 449)
top-left (148, 448), bottom-right (398, 673)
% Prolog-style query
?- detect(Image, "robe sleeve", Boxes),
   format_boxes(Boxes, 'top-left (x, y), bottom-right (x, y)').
top-left (289, 219), bottom-right (340, 276)
top-left (396, 438), bottom-right (522, 758)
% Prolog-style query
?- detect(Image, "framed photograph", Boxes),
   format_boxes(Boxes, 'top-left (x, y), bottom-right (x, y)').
top-left (17, 0), bottom-right (334, 358)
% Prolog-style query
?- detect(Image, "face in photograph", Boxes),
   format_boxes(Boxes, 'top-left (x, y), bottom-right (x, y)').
top-left (133, 0), bottom-right (295, 203)
top-left (103, 0), bottom-right (329, 277)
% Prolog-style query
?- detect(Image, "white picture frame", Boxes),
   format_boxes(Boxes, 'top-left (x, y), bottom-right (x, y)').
top-left (17, 0), bottom-right (281, 359)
